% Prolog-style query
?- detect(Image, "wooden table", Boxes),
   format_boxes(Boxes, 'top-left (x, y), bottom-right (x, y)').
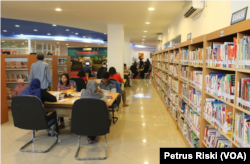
top-left (89, 79), bottom-right (126, 84)
top-left (44, 92), bottom-right (119, 117)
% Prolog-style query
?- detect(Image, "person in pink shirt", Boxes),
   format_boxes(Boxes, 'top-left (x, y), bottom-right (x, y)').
top-left (9, 79), bottom-right (26, 98)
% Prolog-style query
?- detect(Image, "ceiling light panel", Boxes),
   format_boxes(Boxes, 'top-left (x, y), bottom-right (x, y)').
top-left (148, 8), bottom-right (155, 10)
top-left (145, 22), bottom-right (150, 24)
top-left (55, 8), bottom-right (62, 11)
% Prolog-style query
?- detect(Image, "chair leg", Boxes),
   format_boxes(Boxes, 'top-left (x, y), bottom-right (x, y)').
top-left (111, 108), bottom-right (118, 124)
top-left (75, 135), bottom-right (107, 160)
top-left (20, 130), bottom-right (58, 153)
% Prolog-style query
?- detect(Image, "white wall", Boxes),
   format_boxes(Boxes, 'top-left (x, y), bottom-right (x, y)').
top-left (124, 37), bottom-right (130, 67)
top-left (231, 1), bottom-right (250, 20)
top-left (162, 1), bottom-right (232, 48)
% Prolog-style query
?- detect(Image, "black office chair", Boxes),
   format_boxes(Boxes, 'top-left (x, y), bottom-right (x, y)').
top-left (11, 96), bottom-right (59, 153)
top-left (71, 99), bottom-right (111, 160)
top-left (70, 78), bottom-right (86, 92)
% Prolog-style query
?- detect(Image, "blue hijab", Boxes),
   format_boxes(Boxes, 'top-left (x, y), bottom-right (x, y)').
top-left (20, 78), bottom-right (41, 100)
top-left (146, 58), bottom-right (151, 65)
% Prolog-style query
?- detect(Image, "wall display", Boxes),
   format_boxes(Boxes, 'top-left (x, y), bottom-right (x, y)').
top-left (187, 33), bottom-right (191, 40)
top-left (68, 48), bottom-right (107, 71)
top-left (138, 52), bottom-right (144, 59)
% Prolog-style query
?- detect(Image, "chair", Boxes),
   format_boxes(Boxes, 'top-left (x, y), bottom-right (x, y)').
top-left (109, 79), bottom-right (122, 112)
top-left (71, 99), bottom-right (110, 160)
top-left (11, 96), bottom-right (58, 153)
top-left (70, 78), bottom-right (86, 92)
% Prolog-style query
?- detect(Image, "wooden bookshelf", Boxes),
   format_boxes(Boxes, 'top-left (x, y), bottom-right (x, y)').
top-left (152, 18), bottom-right (250, 148)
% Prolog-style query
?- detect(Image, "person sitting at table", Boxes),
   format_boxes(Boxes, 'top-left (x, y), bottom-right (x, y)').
top-left (20, 78), bottom-right (58, 136)
top-left (85, 69), bottom-right (93, 78)
top-left (130, 62), bottom-right (138, 79)
top-left (140, 62), bottom-right (149, 79)
top-left (77, 70), bottom-right (87, 83)
top-left (8, 78), bottom-right (27, 98)
top-left (109, 67), bottom-right (129, 107)
top-left (124, 63), bottom-right (131, 87)
top-left (81, 80), bottom-right (109, 144)
top-left (97, 66), bottom-right (107, 79)
top-left (57, 73), bottom-right (75, 129)
top-left (99, 72), bottom-right (117, 93)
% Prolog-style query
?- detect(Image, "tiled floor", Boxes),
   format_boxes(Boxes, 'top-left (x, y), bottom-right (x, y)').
top-left (1, 79), bottom-right (186, 164)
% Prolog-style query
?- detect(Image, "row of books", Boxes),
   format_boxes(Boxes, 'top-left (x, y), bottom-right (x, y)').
top-left (161, 63), bottom-right (167, 72)
top-left (186, 125), bottom-right (199, 148)
top-left (204, 99), bottom-right (233, 135)
top-left (7, 87), bottom-right (15, 94)
top-left (58, 58), bottom-right (67, 65)
top-left (169, 51), bottom-right (179, 63)
top-left (58, 67), bottom-right (67, 73)
top-left (206, 39), bottom-right (237, 68)
top-left (6, 74), bottom-right (28, 81)
top-left (168, 76), bottom-right (178, 92)
top-left (5, 61), bottom-right (28, 68)
top-left (169, 102), bottom-right (178, 120)
top-left (204, 125), bottom-right (231, 148)
top-left (205, 73), bottom-right (235, 103)
top-left (237, 36), bottom-right (250, 70)
top-left (162, 53), bottom-right (168, 61)
top-left (180, 49), bottom-right (189, 64)
top-left (169, 65), bottom-right (178, 76)
top-left (180, 66), bottom-right (188, 81)
top-left (169, 89), bottom-right (178, 106)
top-left (233, 112), bottom-right (250, 147)
top-left (178, 114), bottom-right (187, 136)
top-left (237, 78), bottom-right (250, 111)
top-left (44, 59), bottom-right (52, 66)
top-left (185, 107), bottom-right (200, 136)
top-left (189, 71), bottom-right (202, 89)
top-left (188, 48), bottom-right (203, 66)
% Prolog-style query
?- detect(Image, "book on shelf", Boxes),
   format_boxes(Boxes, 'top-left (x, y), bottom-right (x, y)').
top-left (189, 71), bottom-right (202, 89)
top-left (58, 67), bottom-right (67, 73)
top-left (58, 58), bottom-right (67, 65)
top-left (206, 40), bottom-right (237, 68)
top-left (204, 125), bottom-right (231, 148)
top-left (205, 99), bottom-right (233, 134)
top-left (189, 88), bottom-right (202, 113)
top-left (237, 36), bottom-right (250, 69)
top-left (179, 98), bottom-right (188, 114)
top-left (174, 50), bottom-right (179, 63)
top-left (189, 48), bottom-right (203, 66)
top-left (206, 73), bottom-right (235, 103)
top-left (180, 49), bottom-right (188, 64)
top-left (180, 66), bottom-right (189, 81)
top-left (44, 59), bottom-right (52, 66)
top-left (233, 112), bottom-right (250, 147)
top-left (237, 78), bottom-right (250, 111)
top-left (186, 125), bottom-right (199, 148)
top-left (6, 74), bottom-right (28, 81)
top-left (185, 107), bottom-right (200, 135)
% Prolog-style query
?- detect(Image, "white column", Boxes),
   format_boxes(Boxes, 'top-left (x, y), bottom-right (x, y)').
top-left (46, 43), bottom-right (48, 55)
top-left (107, 24), bottom-right (124, 78)
top-left (42, 42), bottom-right (44, 54)
top-left (28, 39), bottom-right (31, 54)
top-left (124, 37), bottom-right (130, 68)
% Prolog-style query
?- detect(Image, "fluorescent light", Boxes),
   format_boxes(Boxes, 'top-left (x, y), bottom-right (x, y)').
top-left (145, 22), bottom-right (150, 24)
top-left (144, 31), bottom-right (147, 32)
top-left (66, 29), bottom-right (69, 31)
top-left (55, 8), bottom-right (62, 11)
top-left (148, 8), bottom-right (155, 10)
top-left (143, 36), bottom-right (146, 37)
top-left (15, 25), bottom-right (20, 27)
top-left (75, 33), bottom-right (78, 35)
top-left (3, 30), bottom-right (7, 32)
top-left (47, 33), bottom-right (51, 35)
top-left (52, 24), bottom-right (57, 26)
top-left (34, 29), bottom-right (38, 31)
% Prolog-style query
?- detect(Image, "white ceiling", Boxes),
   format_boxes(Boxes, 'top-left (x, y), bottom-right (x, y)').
top-left (1, 1), bottom-right (185, 47)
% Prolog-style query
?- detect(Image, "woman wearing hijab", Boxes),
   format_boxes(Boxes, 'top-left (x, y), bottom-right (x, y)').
top-left (9, 79), bottom-right (27, 98)
top-left (146, 58), bottom-right (151, 66)
top-left (80, 80), bottom-right (109, 143)
top-left (20, 78), bottom-right (59, 136)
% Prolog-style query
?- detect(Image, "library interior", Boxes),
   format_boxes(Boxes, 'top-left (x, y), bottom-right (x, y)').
top-left (1, 1), bottom-right (250, 164)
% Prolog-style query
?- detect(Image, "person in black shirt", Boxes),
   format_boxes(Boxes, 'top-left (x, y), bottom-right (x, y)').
top-left (97, 67), bottom-right (107, 79)
top-left (139, 57), bottom-right (144, 69)
top-left (140, 62), bottom-right (149, 79)
top-left (130, 62), bottom-right (138, 79)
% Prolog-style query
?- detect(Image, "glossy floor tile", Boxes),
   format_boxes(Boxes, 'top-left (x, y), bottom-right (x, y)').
top-left (1, 79), bottom-right (186, 164)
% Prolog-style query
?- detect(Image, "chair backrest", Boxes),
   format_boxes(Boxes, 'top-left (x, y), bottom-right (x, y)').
top-left (109, 79), bottom-right (121, 94)
top-left (71, 99), bottom-right (110, 136)
top-left (70, 78), bottom-right (86, 92)
top-left (11, 96), bottom-right (48, 130)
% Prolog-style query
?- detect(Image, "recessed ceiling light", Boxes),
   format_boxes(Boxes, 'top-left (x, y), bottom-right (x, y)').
top-left (34, 29), bottom-right (38, 31)
top-left (2, 41), bottom-right (5, 42)
top-left (75, 33), bottom-right (78, 35)
top-left (55, 8), bottom-right (62, 11)
top-left (47, 33), bottom-right (51, 35)
top-left (148, 8), bottom-right (155, 10)
top-left (144, 31), bottom-right (147, 32)
top-left (143, 36), bottom-right (146, 37)
top-left (66, 29), bottom-right (69, 31)
top-left (3, 30), bottom-right (7, 32)
top-left (66, 44), bottom-right (68, 45)
top-left (52, 24), bottom-right (57, 26)
top-left (145, 22), bottom-right (150, 24)
top-left (15, 25), bottom-right (20, 27)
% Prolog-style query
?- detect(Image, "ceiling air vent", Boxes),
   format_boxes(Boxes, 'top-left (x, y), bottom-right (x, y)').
top-left (182, 0), bottom-right (204, 18)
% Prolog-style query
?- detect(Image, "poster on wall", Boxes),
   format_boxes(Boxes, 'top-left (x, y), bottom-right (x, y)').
top-left (68, 48), bottom-right (107, 71)
top-left (138, 53), bottom-right (144, 59)
top-left (150, 53), bottom-right (153, 58)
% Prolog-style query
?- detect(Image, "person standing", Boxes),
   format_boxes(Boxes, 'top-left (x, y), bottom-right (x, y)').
top-left (130, 62), bottom-right (138, 79)
top-left (139, 57), bottom-right (144, 69)
top-left (28, 53), bottom-right (52, 90)
top-left (124, 63), bottom-right (131, 87)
